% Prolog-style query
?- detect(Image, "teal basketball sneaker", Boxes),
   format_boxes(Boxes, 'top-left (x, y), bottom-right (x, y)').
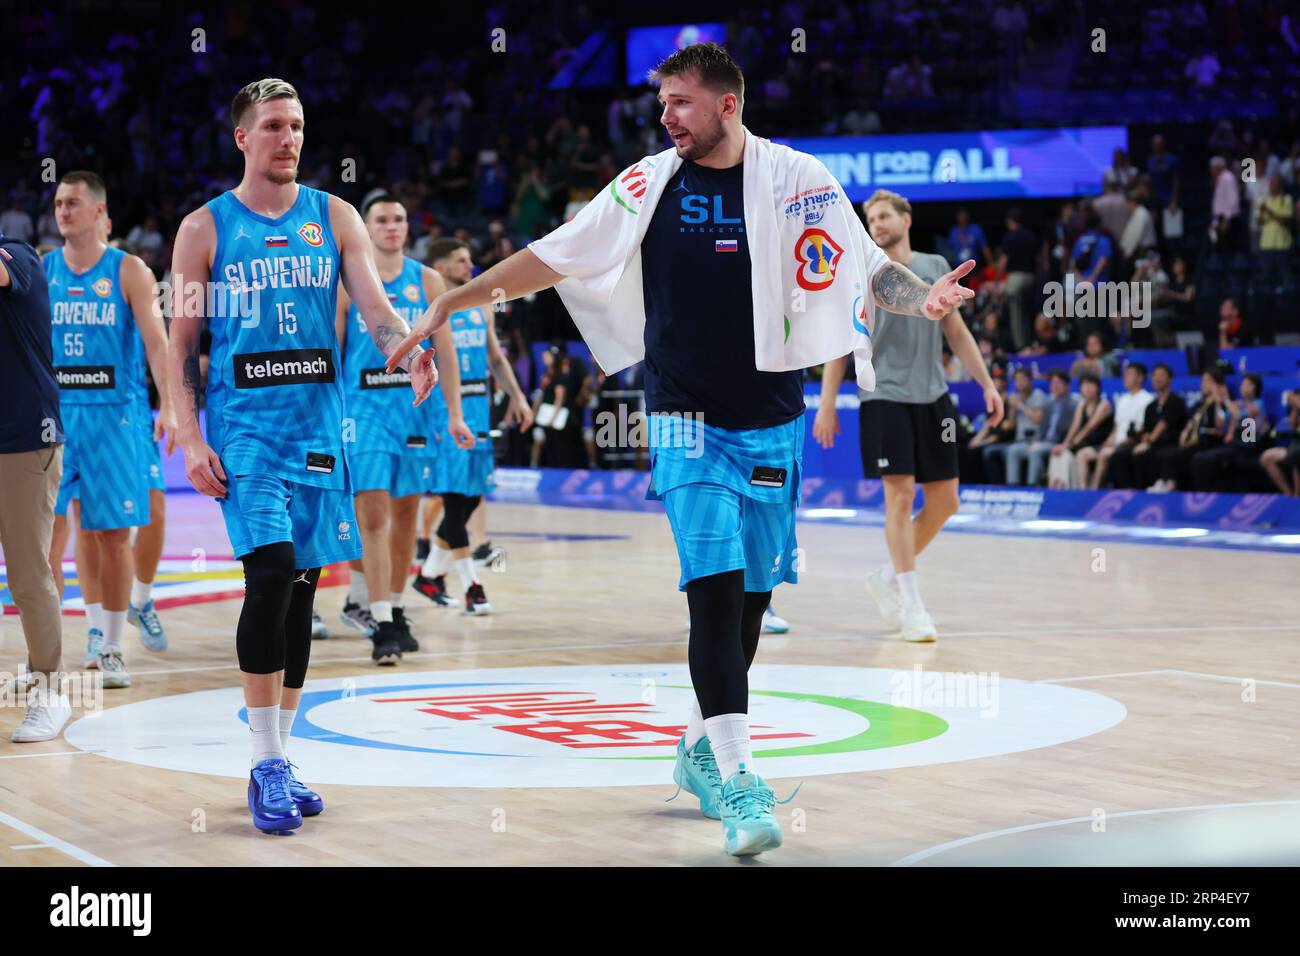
top-left (719, 764), bottom-right (782, 857)
top-left (672, 735), bottom-right (723, 819)
top-left (128, 599), bottom-right (168, 652)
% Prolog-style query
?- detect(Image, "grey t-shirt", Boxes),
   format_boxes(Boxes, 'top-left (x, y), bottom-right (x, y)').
top-left (859, 251), bottom-right (951, 404)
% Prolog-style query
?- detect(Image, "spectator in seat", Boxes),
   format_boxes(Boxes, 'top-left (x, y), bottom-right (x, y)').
top-left (984, 367), bottom-right (1046, 483)
top-left (1093, 181), bottom-right (1130, 247)
top-left (1210, 156), bottom-right (1242, 252)
top-left (1069, 331), bottom-right (1119, 379)
top-left (1109, 363), bottom-right (1188, 489)
top-left (1147, 134), bottom-right (1181, 210)
top-left (1153, 256), bottom-right (1196, 341)
top-left (1119, 190), bottom-right (1157, 265)
top-left (1218, 297), bottom-right (1246, 348)
top-left (1062, 372), bottom-right (1114, 488)
top-left (1260, 389), bottom-right (1300, 495)
top-left (1257, 174), bottom-right (1294, 292)
top-left (965, 369), bottom-right (1014, 482)
top-left (948, 208), bottom-right (992, 272)
top-left (1191, 373), bottom-right (1271, 491)
top-left (1007, 369), bottom-right (1078, 486)
top-left (1104, 148), bottom-right (1137, 192)
top-left (1019, 312), bottom-right (1071, 356)
top-left (1148, 368), bottom-right (1231, 492)
top-left (1092, 361), bottom-right (1154, 488)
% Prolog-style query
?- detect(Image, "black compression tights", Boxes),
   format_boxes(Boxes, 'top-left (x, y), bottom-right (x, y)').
top-left (436, 493), bottom-right (481, 550)
top-left (685, 569), bottom-right (773, 719)
top-left (236, 542), bottom-right (320, 688)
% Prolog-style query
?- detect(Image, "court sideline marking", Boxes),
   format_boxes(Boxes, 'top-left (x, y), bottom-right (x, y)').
top-left (0, 809), bottom-right (114, 867)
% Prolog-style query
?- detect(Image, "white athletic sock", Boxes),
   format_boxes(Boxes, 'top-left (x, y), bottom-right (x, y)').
top-left (897, 571), bottom-right (925, 614)
top-left (421, 545), bottom-right (451, 579)
top-left (370, 599), bottom-right (393, 624)
top-left (705, 713), bottom-right (752, 783)
top-left (455, 557), bottom-right (478, 591)
top-left (278, 707), bottom-right (297, 755)
top-left (85, 602), bottom-right (104, 636)
top-left (389, 591), bottom-right (404, 609)
top-left (102, 609), bottom-right (127, 652)
top-left (348, 573), bottom-right (368, 607)
top-left (684, 700), bottom-right (707, 750)
top-left (248, 705), bottom-right (284, 766)
top-left (880, 563), bottom-right (897, 586)
top-left (130, 578), bottom-right (153, 608)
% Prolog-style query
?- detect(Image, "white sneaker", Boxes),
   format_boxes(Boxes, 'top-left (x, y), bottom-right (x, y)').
top-left (11, 688), bottom-right (73, 742)
top-left (98, 649), bottom-right (131, 688)
top-left (762, 607), bottom-right (790, 633)
top-left (900, 606), bottom-right (938, 643)
top-left (865, 566), bottom-right (902, 630)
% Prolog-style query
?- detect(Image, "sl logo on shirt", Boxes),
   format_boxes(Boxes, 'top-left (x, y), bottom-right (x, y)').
top-left (92, 277), bottom-right (113, 298)
top-left (794, 228), bottom-right (844, 292)
top-left (298, 221), bottom-right (324, 246)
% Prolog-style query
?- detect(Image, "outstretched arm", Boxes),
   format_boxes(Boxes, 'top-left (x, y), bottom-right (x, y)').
top-left (871, 258), bottom-right (976, 319)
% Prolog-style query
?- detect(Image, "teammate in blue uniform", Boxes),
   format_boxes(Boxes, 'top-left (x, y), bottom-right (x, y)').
top-left (43, 171), bottom-right (174, 688)
top-left (412, 239), bottom-right (531, 615)
top-left (166, 79), bottom-right (439, 834)
top-left (336, 194), bottom-right (473, 657)
top-left (389, 45), bottom-right (973, 857)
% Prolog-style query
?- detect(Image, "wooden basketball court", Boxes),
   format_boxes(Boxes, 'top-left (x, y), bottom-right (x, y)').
top-left (1, 498), bottom-right (1297, 866)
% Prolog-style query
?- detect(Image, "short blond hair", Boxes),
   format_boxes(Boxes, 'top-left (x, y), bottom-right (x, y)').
top-left (863, 188), bottom-right (911, 218)
top-left (231, 78), bottom-right (300, 130)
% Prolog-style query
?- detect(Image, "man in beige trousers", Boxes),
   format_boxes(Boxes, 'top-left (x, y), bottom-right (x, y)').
top-left (0, 228), bottom-right (71, 741)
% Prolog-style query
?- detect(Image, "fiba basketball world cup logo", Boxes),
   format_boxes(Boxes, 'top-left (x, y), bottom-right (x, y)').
top-left (794, 228), bottom-right (844, 291)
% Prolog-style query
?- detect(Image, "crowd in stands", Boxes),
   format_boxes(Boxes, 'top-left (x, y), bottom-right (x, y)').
top-left (3, 1), bottom-right (1298, 492)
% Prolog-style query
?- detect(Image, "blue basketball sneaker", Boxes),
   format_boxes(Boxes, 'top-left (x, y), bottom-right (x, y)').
top-left (719, 764), bottom-right (783, 857)
top-left (285, 761), bottom-right (324, 816)
top-left (82, 628), bottom-right (104, 669)
top-left (672, 735), bottom-right (723, 819)
top-left (128, 600), bottom-right (168, 652)
top-left (248, 758), bottom-right (303, 833)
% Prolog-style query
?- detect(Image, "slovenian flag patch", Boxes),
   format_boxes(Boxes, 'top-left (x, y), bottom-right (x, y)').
top-left (715, 239), bottom-right (738, 253)
top-left (265, 235), bottom-right (289, 248)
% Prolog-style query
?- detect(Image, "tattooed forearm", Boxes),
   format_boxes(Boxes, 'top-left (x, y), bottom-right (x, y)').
top-left (182, 351), bottom-right (202, 421)
top-left (370, 318), bottom-right (421, 371)
top-left (871, 262), bottom-right (931, 316)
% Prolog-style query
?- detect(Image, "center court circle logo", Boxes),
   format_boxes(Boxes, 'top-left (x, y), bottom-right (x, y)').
top-left (62, 665), bottom-right (1125, 788)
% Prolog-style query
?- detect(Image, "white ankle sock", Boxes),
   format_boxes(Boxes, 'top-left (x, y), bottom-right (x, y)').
top-left (684, 700), bottom-right (707, 750)
top-left (278, 706), bottom-right (297, 755)
top-left (455, 558), bottom-right (477, 591)
top-left (389, 591), bottom-right (404, 609)
top-left (370, 600), bottom-right (393, 624)
top-left (704, 713), bottom-right (751, 783)
top-left (248, 705), bottom-right (283, 766)
top-left (880, 563), bottom-right (897, 586)
top-left (86, 602), bottom-right (104, 636)
top-left (422, 545), bottom-right (451, 579)
top-left (897, 570), bottom-right (924, 613)
top-left (348, 574), bottom-right (368, 607)
top-left (130, 578), bottom-right (152, 608)
top-left (102, 609), bottom-right (126, 651)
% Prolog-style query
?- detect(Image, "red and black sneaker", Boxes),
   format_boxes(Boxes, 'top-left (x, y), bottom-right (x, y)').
top-left (464, 582), bottom-right (492, 616)
top-left (412, 573), bottom-right (452, 607)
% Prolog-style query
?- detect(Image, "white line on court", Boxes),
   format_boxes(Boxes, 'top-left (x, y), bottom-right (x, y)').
top-left (0, 809), bottom-right (114, 867)
top-left (0, 749), bottom-right (94, 761)
top-left (1041, 669), bottom-right (1300, 689)
top-left (889, 799), bottom-right (1300, 867)
top-left (12, 843), bottom-right (50, 850)
top-left (1037, 670), bottom-right (1171, 683)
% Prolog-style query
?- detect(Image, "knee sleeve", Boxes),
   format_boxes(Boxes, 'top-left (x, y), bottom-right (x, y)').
top-left (685, 569), bottom-right (747, 719)
top-left (283, 566), bottom-right (321, 689)
top-left (236, 542), bottom-right (295, 675)
top-left (436, 493), bottom-right (480, 550)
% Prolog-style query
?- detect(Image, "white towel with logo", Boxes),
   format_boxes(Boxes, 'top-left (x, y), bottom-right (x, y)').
top-left (528, 127), bottom-right (891, 391)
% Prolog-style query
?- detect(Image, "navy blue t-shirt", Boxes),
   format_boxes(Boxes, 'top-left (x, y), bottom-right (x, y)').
top-left (639, 161), bottom-right (804, 430)
top-left (0, 232), bottom-right (63, 453)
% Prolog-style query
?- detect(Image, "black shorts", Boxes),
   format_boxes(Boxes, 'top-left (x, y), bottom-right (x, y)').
top-left (859, 395), bottom-right (960, 483)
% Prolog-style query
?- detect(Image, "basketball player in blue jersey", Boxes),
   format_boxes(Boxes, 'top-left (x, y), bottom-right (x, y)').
top-left (413, 238), bottom-right (531, 615)
top-left (336, 194), bottom-right (474, 660)
top-left (167, 79), bottom-right (439, 834)
top-left (389, 45), bottom-right (973, 856)
top-left (43, 171), bottom-right (175, 688)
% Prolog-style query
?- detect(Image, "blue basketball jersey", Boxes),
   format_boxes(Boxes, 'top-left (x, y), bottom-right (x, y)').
top-left (205, 185), bottom-right (345, 489)
top-left (44, 245), bottom-right (141, 405)
top-left (342, 256), bottom-right (429, 455)
top-left (449, 306), bottom-right (491, 444)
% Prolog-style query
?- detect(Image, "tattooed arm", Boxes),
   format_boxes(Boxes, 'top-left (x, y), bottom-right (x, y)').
top-left (167, 206), bottom-right (228, 496)
top-left (329, 194), bottom-right (438, 406)
top-left (871, 258), bottom-right (977, 320)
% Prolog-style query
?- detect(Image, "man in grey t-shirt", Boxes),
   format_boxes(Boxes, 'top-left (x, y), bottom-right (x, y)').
top-left (815, 189), bottom-right (1002, 643)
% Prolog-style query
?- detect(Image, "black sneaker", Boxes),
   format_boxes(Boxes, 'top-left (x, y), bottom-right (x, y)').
top-left (392, 607), bottom-right (419, 653)
top-left (412, 573), bottom-right (452, 607)
top-left (465, 582), bottom-right (493, 616)
top-left (370, 621), bottom-right (402, 665)
top-left (471, 541), bottom-right (493, 562)
top-left (415, 537), bottom-right (431, 562)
